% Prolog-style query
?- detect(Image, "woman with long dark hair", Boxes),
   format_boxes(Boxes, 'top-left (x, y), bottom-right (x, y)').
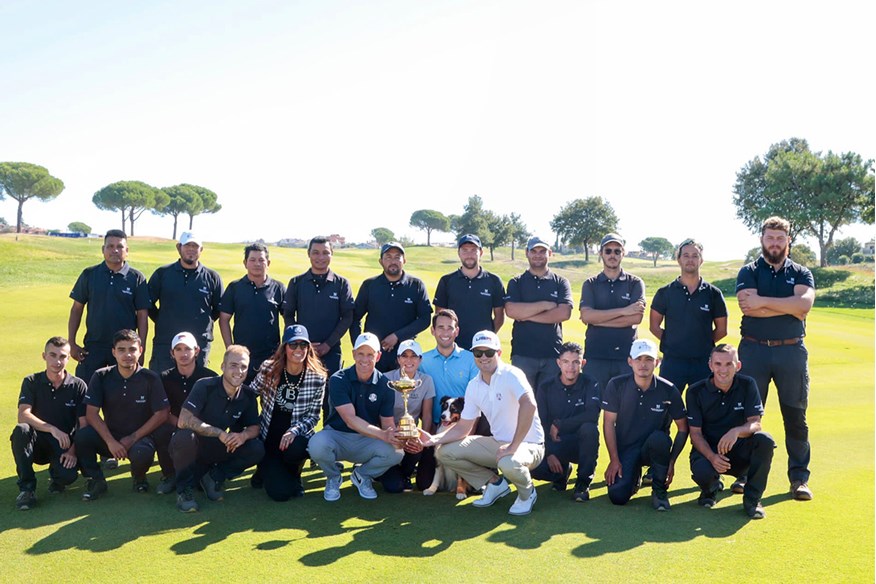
top-left (251, 325), bottom-right (326, 501)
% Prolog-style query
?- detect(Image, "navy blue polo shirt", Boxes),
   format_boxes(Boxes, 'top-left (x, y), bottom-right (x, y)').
top-left (579, 269), bottom-right (645, 360)
top-left (736, 257), bottom-right (815, 340)
top-left (536, 372), bottom-right (601, 436)
top-left (283, 269), bottom-right (355, 349)
top-left (148, 260), bottom-right (223, 348)
top-left (18, 371), bottom-right (87, 434)
top-left (505, 269), bottom-right (573, 359)
top-left (652, 278), bottom-right (727, 359)
top-left (433, 268), bottom-right (506, 350)
top-left (183, 376), bottom-right (260, 432)
top-left (324, 366), bottom-right (395, 433)
top-left (351, 272), bottom-right (432, 343)
top-left (85, 366), bottom-right (169, 438)
top-left (601, 374), bottom-right (685, 451)
top-left (161, 365), bottom-right (219, 417)
top-left (70, 262), bottom-right (150, 347)
top-left (220, 275), bottom-right (286, 356)
top-left (686, 374), bottom-right (764, 448)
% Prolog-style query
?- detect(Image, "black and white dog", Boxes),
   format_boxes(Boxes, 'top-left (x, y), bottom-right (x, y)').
top-left (423, 396), bottom-right (471, 499)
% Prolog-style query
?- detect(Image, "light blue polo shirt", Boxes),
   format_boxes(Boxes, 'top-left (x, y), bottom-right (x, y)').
top-left (419, 345), bottom-right (479, 424)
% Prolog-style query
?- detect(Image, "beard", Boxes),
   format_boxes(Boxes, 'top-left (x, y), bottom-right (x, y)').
top-left (762, 243), bottom-right (789, 264)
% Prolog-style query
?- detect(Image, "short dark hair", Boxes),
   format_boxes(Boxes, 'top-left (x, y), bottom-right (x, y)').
top-left (308, 236), bottom-right (332, 253)
top-left (761, 216), bottom-right (790, 235)
top-left (112, 329), bottom-right (141, 347)
top-left (244, 242), bottom-right (269, 261)
top-left (432, 308), bottom-right (459, 328)
top-left (710, 343), bottom-right (736, 358)
top-left (675, 238), bottom-right (703, 259)
top-left (45, 336), bottom-right (69, 350)
top-left (558, 341), bottom-right (583, 356)
top-left (104, 229), bottom-right (127, 244)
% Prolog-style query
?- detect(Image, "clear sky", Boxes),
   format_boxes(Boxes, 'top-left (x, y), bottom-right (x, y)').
top-left (1, 0), bottom-right (873, 260)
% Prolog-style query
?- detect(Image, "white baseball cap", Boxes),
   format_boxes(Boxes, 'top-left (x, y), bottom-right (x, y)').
top-left (397, 339), bottom-right (423, 357)
top-left (630, 339), bottom-right (659, 359)
top-left (353, 332), bottom-right (381, 352)
top-left (471, 330), bottom-right (501, 351)
top-left (171, 332), bottom-right (198, 349)
top-left (179, 231), bottom-right (202, 246)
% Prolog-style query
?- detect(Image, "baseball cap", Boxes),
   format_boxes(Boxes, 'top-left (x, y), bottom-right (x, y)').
top-left (397, 339), bottom-right (423, 357)
top-left (600, 233), bottom-right (625, 249)
top-left (380, 241), bottom-right (405, 256)
top-left (526, 236), bottom-right (551, 251)
top-left (282, 324), bottom-right (310, 344)
top-left (471, 330), bottom-right (501, 351)
top-left (171, 332), bottom-right (198, 349)
top-left (630, 339), bottom-right (659, 359)
top-left (179, 231), bottom-right (202, 246)
top-left (353, 332), bottom-right (381, 352)
top-left (457, 234), bottom-right (482, 249)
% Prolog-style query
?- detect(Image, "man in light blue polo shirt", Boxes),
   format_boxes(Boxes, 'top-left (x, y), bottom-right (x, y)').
top-left (419, 309), bottom-right (479, 426)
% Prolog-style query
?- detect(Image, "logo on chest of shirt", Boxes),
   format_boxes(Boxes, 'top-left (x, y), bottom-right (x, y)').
top-left (574, 398), bottom-right (586, 407)
top-left (329, 292), bottom-right (339, 300)
top-left (733, 402), bottom-right (744, 411)
top-left (480, 289), bottom-right (492, 297)
top-left (404, 297), bottom-right (414, 304)
top-left (232, 411), bottom-right (242, 419)
top-left (135, 395), bottom-right (147, 404)
top-left (199, 286), bottom-right (211, 295)
top-left (64, 400), bottom-right (77, 408)
top-left (122, 287), bottom-right (133, 296)
top-left (550, 291), bottom-right (558, 298)
top-left (369, 393), bottom-right (377, 402)
top-left (650, 400), bottom-right (672, 413)
top-left (699, 305), bottom-right (711, 312)
top-left (786, 278), bottom-right (795, 285)
top-left (621, 292), bottom-right (631, 301)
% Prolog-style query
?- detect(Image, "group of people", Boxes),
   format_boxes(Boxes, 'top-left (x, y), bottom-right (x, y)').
top-left (12, 215), bottom-right (815, 521)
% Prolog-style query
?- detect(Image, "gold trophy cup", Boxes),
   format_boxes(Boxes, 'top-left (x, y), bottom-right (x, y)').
top-left (388, 371), bottom-right (422, 440)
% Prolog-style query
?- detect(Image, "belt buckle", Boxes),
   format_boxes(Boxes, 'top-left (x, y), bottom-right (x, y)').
top-left (765, 339), bottom-right (777, 347)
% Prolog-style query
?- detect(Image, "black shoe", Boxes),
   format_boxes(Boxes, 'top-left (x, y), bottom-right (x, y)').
top-left (156, 475), bottom-right (177, 495)
top-left (200, 471), bottom-right (224, 502)
top-left (82, 478), bottom-right (108, 501)
top-left (552, 464), bottom-right (573, 492)
top-left (731, 477), bottom-right (746, 495)
top-left (102, 457), bottom-right (119, 471)
top-left (16, 490), bottom-right (36, 510)
top-left (177, 488), bottom-right (199, 513)
top-left (402, 476), bottom-right (414, 492)
top-left (744, 501), bottom-right (765, 519)
top-left (47, 481), bottom-right (66, 494)
top-left (697, 489), bottom-right (717, 509)
top-left (133, 477), bottom-right (150, 494)
top-left (572, 481), bottom-right (590, 502)
top-left (652, 492), bottom-right (670, 512)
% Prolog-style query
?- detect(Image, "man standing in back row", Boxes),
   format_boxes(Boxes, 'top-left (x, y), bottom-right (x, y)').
top-left (736, 216), bottom-right (815, 501)
top-left (504, 237), bottom-right (573, 391)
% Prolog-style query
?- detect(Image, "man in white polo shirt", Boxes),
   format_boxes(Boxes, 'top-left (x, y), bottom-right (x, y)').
top-left (419, 330), bottom-right (545, 515)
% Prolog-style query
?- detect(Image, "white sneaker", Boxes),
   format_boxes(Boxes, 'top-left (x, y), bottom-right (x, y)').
top-left (351, 470), bottom-right (378, 500)
top-left (472, 478), bottom-right (511, 507)
top-left (324, 475), bottom-right (343, 502)
top-left (508, 488), bottom-right (537, 516)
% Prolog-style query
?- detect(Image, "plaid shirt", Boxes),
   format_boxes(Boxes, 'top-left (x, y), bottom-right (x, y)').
top-left (252, 360), bottom-right (326, 440)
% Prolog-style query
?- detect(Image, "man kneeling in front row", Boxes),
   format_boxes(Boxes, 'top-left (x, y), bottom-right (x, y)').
top-left (419, 331), bottom-right (545, 516)
top-left (687, 344), bottom-right (775, 519)
top-left (170, 345), bottom-right (264, 512)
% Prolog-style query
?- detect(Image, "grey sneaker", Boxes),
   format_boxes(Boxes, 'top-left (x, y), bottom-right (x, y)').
top-left (790, 481), bottom-right (813, 501)
top-left (324, 475), bottom-right (343, 502)
top-left (745, 501), bottom-right (766, 519)
top-left (177, 488), bottom-right (199, 513)
top-left (472, 477), bottom-right (511, 507)
top-left (156, 475), bottom-right (177, 495)
top-left (652, 492), bottom-right (671, 512)
top-left (200, 471), bottom-right (224, 502)
top-left (351, 470), bottom-right (378, 500)
top-left (16, 490), bottom-right (36, 511)
top-left (82, 478), bottom-right (108, 501)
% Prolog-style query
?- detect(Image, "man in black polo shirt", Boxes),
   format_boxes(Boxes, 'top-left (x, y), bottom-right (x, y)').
top-left (219, 243), bottom-right (286, 382)
top-left (580, 233), bottom-right (645, 392)
top-left (307, 333), bottom-right (404, 501)
top-left (68, 229), bottom-right (150, 384)
top-left (12, 337), bottom-right (87, 510)
top-left (147, 231), bottom-right (223, 372)
top-left (736, 216), bottom-right (815, 501)
top-left (351, 242), bottom-right (432, 372)
top-left (170, 345), bottom-right (263, 512)
top-left (531, 342), bottom-right (601, 503)
top-left (153, 331), bottom-right (218, 495)
top-left (433, 234), bottom-right (506, 350)
top-left (504, 236), bottom-right (573, 391)
top-left (650, 238), bottom-right (728, 392)
top-left (75, 329), bottom-right (170, 501)
top-left (284, 236), bottom-right (354, 418)
top-left (687, 344), bottom-right (775, 519)
top-left (602, 339), bottom-right (688, 511)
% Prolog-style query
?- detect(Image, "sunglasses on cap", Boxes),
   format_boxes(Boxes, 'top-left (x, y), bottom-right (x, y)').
top-left (472, 349), bottom-right (497, 358)
top-left (286, 341), bottom-right (310, 349)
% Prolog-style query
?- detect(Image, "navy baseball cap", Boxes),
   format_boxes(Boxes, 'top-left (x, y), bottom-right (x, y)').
top-left (380, 241), bottom-right (405, 256)
top-left (458, 234), bottom-right (482, 249)
top-left (526, 236), bottom-right (551, 251)
top-left (282, 325), bottom-right (310, 344)
top-left (600, 233), bottom-right (625, 249)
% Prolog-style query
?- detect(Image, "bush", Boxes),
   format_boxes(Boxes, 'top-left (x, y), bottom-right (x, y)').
top-left (851, 252), bottom-right (865, 264)
top-left (836, 255), bottom-right (850, 265)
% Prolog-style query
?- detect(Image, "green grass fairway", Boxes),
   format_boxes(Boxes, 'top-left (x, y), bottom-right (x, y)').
top-left (0, 235), bottom-right (872, 582)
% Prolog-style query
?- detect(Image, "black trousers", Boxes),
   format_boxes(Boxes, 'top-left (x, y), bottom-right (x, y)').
top-left (10, 424), bottom-right (79, 491)
top-left (169, 429), bottom-right (264, 493)
top-left (74, 425), bottom-right (165, 480)
top-left (608, 430), bottom-right (671, 505)
top-left (260, 434), bottom-right (310, 502)
top-left (531, 422), bottom-right (600, 488)
top-left (690, 432), bottom-right (775, 505)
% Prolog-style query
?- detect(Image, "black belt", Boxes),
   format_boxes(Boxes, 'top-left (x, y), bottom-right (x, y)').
top-left (743, 336), bottom-right (802, 347)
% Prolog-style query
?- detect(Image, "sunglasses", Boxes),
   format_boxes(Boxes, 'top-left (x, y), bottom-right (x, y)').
top-left (287, 341), bottom-right (310, 349)
top-left (472, 349), bottom-right (497, 358)
top-left (602, 248), bottom-right (623, 256)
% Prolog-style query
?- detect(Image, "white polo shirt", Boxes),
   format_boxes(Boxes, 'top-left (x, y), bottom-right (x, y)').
top-left (462, 360), bottom-right (545, 444)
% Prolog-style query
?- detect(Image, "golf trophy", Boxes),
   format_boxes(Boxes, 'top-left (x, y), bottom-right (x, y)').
top-left (388, 371), bottom-right (422, 440)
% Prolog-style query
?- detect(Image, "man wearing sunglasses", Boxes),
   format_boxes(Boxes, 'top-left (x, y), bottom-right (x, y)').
top-left (579, 233), bottom-right (645, 391)
top-left (420, 331), bottom-right (545, 516)
top-left (649, 239), bottom-right (728, 393)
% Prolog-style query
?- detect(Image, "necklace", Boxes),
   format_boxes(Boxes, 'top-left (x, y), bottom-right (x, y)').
top-left (281, 368), bottom-right (304, 402)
